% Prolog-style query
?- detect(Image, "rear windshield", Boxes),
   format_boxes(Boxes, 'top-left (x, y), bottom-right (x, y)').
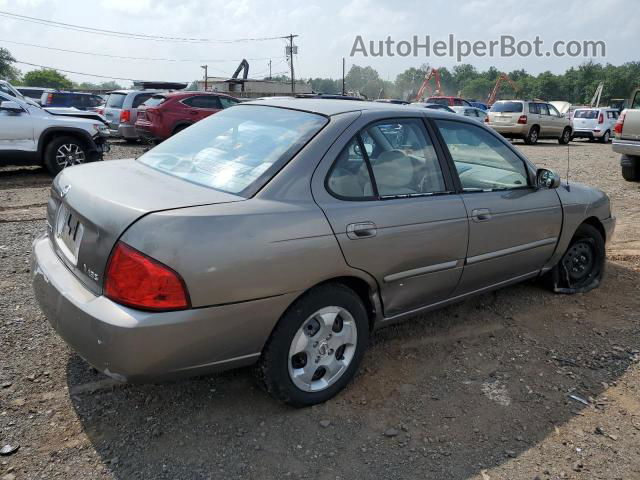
top-left (490, 102), bottom-right (523, 113)
top-left (573, 109), bottom-right (598, 119)
top-left (106, 93), bottom-right (126, 108)
top-left (18, 88), bottom-right (44, 99)
top-left (426, 97), bottom-right (449, 106)
top-left (138, 105), bottom-right (328, 196)
top-left (143, 96), bottom-right (166, 107)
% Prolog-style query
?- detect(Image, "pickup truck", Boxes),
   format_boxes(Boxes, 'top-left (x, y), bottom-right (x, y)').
top-left (612, 88), bottom-right (640, 181)
top-left (0, 85), bottom-right (109, 176)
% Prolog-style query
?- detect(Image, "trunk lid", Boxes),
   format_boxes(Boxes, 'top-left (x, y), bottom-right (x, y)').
top-left (47, 159), bottom-right (243, 294)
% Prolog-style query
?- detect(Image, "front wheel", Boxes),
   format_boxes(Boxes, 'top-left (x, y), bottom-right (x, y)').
top-left (256, 284), bottom-right (369, 407)
top-left (547, 223), bottom-right (605, 294)
top-left (558, 128), bottom-right (572, 144)
top-left (43, 136), bottom-right (90, 176)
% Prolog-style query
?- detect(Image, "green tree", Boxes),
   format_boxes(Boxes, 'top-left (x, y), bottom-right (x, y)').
top-left (0, 47), bottom-right (20, 82)
top-left (22, 68), bottom-right (73, 89)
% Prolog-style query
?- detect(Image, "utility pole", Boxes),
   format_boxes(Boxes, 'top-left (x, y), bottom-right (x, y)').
top-left (286, 34), bottom-right (298, 95)
top-left (201, 65), bottom-right (208, 91)
top-left (342, 57), bottom-right (346, 95)
top-left (268, 59), bottom-right (272, 80)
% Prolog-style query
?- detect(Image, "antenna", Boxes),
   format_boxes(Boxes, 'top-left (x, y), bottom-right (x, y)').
top-left (566, 143), bottom-right (571, 189)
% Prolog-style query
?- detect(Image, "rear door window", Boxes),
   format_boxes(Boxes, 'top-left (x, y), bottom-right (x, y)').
top-left (132, 94), bottom-right (153, 108)
top-left (327, 119), bottom-right (447, 199)
top-left (436, 119), bottom-right (529, 191)
top-left (106, 93), bottom-right (126, 108)
top-left (219, 97), bottom-right (240, 109)
top-left (528, 103), bottom-right (539, 114)
top-left (183, 96), bottom-right (223, 109)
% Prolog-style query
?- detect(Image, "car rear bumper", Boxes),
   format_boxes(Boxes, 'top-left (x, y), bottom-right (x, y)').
top-left (31, 234), bottom-right (296, 382)
top-left (572, 129), bottom-right (605, 139)
top-left (489, 124), bottom-right (529, 137)
top-left (613, 138), bottom-right (640, 156)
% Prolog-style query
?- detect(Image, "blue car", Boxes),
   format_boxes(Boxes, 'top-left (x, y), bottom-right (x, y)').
top-left (40, 91), bottom-right (104, 111)
top-left (469, 101), bottom-right (488, 110)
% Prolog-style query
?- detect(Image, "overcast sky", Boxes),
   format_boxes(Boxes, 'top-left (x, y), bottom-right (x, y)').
top-left (0, 0), bottom-right (636, 86)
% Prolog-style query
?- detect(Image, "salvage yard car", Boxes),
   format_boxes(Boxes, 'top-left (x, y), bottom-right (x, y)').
top-left (571, 107), bottom-right (618, 143)
top-left (0, 90), bottom-right (109, 175)
top-left (135, 91), bottom-right (240, 142)
top-left (31, 99), bottom-right (615, 407)
top-left (487, 100), bottom-right (572, 145)
top-left (613, 88), bottom-right (640, 181)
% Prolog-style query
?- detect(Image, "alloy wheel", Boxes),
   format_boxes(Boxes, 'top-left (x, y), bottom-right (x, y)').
top-left (55, 143), bottom-right (86, 168)
top-left (288, 306), bottom-right (357, 392)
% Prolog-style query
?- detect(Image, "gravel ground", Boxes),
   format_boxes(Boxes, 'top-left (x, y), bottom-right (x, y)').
top-left (1, 139), bottom-right (639, 480)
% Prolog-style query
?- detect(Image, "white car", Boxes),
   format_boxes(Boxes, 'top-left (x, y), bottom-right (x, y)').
top-left (451, 106), bottom-right (488, 123)
top-left (571, 107), bottom-right (619, 143)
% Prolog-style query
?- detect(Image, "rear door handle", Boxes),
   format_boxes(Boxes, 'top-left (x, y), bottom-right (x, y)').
top-left (471, 208), bottom-right (492, 222)
top-left (346, 222), bottom-right (377, 239)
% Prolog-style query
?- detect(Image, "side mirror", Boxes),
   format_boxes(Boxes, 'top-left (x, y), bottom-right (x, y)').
top-left (0, 100), bottom-right (24, 113)
top-left (536, 168), bottom-right (560, 189)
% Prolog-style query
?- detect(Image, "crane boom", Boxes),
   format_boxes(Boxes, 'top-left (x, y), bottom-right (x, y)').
top-left (414, 68), bottom-right (442, 102)
top-left (487, 73), bottom-right (520, 105)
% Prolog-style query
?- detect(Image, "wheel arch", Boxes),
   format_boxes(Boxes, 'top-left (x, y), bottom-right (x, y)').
top-left (172, 122), bottom-right (193, 135)
top-left (38, 127), bottom-right (96, 160)
top-left (581, 216), bottom-right (606, 242)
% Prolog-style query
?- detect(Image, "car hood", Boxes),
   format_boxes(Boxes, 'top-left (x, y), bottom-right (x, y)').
top-left (45, 107), bottom-right (107, 123)
top-left (48, 159), bottom-right (244, 293)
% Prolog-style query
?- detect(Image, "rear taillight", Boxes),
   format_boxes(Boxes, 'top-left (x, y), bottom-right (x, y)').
top-left (517, 115), bottom-right (528, 124)
top-left (120, 109), bottom-right (131, 123)
top-left (614, 111), bottom-right (626, 136)
top-left (46, 93), bottom-right (53, 105)
top-left (104, 242), bottom-right (190, 311)
top-left (598, 112), bottom-right (604, 124)
top-left (96, 108), bottom-right (104, 115)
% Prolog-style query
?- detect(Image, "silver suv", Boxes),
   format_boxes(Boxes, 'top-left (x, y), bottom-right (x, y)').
top-left (0, 90), bottom-right (109, 175)
top-left (487, 100), bottom-right (572, 145)
top-left (103, 90), bottom-right (161, 142)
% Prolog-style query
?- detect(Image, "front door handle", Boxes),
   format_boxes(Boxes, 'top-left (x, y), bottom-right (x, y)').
top-left (346, 222), bottom-right (377, 239)
top-left (471, 208), bottom-right (492, 222)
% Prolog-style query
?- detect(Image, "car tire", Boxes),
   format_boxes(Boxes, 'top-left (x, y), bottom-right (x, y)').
top-left (547, 223), bottom-right (605, 294)
top-left (524, 126), bottom-right (539, 145)
top-left (600, 130), bottom-right (610, 143)
top-left (256, 283), bottom-right (369, 407)
top-left (621, 155), bottom-right (640, 182)
top-left (43, 136), bottom-right (90, 176)
top-left (558, 127), bottom-right (572, 144)
top-left (124, 138), bottom-right (138, 144)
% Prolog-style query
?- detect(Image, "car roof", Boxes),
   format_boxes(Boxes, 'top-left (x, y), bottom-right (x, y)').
top-left (160, 91), bottom-right (235, 99)
top-left (245, 98), bottom-right (465, 118)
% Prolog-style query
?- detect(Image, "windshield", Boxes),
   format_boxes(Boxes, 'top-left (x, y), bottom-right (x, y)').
top-left (138, 105), bottom-right (328, 196)
top-left (490, 102), bottom-right (523, 113)
top-left (573, 109), bottom-right (598, 119)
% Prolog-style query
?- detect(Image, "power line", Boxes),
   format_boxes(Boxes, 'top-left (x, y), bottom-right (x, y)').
top-left (15, 60), bottom-right (291, 83)
top-left (0, 10), bottom-right (292, 43)
top-left (1, 38), bottom-right (287, 63)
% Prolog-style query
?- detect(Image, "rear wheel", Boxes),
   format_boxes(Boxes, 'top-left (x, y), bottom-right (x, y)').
top-left (547, 223), bottom-right (605, 293)
top-left (600, 130), bottom-right (610, 143)
top-left (621, 155), bottom-right (640, 182)
top-left (524, 126), bottom-right (539, 145)
top-left (558, 127), bottom-right (572, 144)
top-left (256, 284), bottom-right (369, 407)
top-left (43, 136), bottom-right (89, 176)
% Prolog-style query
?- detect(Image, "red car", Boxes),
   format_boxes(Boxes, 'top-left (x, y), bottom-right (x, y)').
top-left (135, 91), bottom-right (240, 141)
top-left (426, 96), bottom-right (472, 107)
